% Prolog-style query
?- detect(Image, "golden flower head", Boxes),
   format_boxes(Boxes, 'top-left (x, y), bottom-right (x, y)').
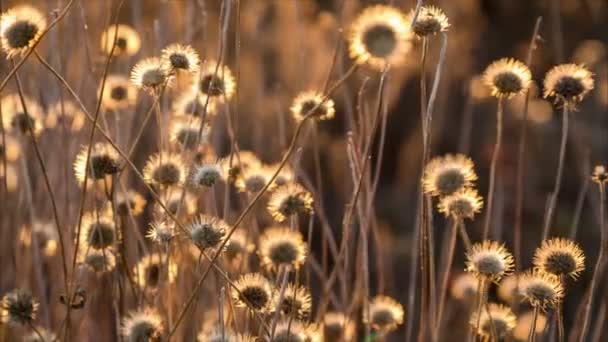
top-left (131, 57), bottom-right (171, 93)
top-left (101, 24), bottom-right (141, 57)
top-left (162, 43), bottom-right (200, 74)
top-left (1, 289), bottom-right (38, 325)
top-left (348, 5), bottom-right (412, 70)
top-left (115, 190), bottom-right (147, 216)
top-left (169, 116), bottom-right (210, 150)
top-left (143, 152), bottom-right (186, 187)
top-left (77, 246), bottom-right (117, 273)
top-left (290, 91), bottom-right (335, 122)
top-left (235, 165), bottom-right (275, 193)
top-left (73, 143), bottom-right (121, 186)
top-left (80, 210), bottom-right (116, 250)
top-left (172, 91), bottom-right (218, 119)
top-left (438, 188), bottom-right (483, 219)
top-left (592, 165), bottom-right (608, 184)
top-left (407, 6), bottom-right (450, 37)
top-left (466, 240), bottom-right (514, 282)
top-left (133, 253), bottom-right (177, 290)
top-left (0, 133), bottom-right (20, 162)
top-left (450, 272), bottom-right (479, 301)
top-left (543, 64), bottom-right (594, 106)
top-left (268, 183), bottom-right (314, 222)
top-left (365, 295), bottom-right (405, 333)
top-left (187, 215), bottom-right (228, 251)
top-left (1, 94), bottom-right (43, 136)
top-left (219, 150), bottom-right (262, 181)
top-left (483, 58), bottom-right (532, 98)
top-left (232, 273), bottom-right (274, 313)
top-left (519, 270), bottom-right (564, 309)
top-left (274, 283), bottom-right (312, 319)
top-left (101, 75), bottom-right (137, 111)
top-left (45, 100), bottom-right (86, 132)
top-left (513, 310), bottom-right (547, 341)
top-left (274, 164), bottom-right (295, 187)
top-left (324, 312), bottom-right (356, 342)
top-left (146, 220), bottom-right (176, 244)
top-left (121, 309), bottom-right (163, 342)
top-left (469, 303), bottom-right (517, 339)
top-left (154, 188), bottom-right (197, 217)
top-left (533, 238), bottom-right (585, 279)
top-left (271, 319), bottom-right (321, 342)
top-left (197, 60), bottom-right (236, 101)
top-left (423, 154), bottom-right (477, 197)
top-left (0, 6), bottom-right (46, 57)
top-left (189, 163), bottom-right (223, 188)
top-left (224, 230), bottom-right (254, 264)
top-left (259, 226), bottom-right (307, 271)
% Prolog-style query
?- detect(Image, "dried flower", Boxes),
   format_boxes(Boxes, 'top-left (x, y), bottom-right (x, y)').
top-left (290, 91), bottom-right (335, 122)
top-left (73, 143), bottom-right (121, 186)
top-left (122, 309), bottom-right (163, 342)
top-left (101, 24), bottom-right (140, 57)
top-left (146, 220), bottom-right (176, 244)
top-left (365, 295), bottom-right (405, 333)
top-left (259, 227), bottom-right (307, 271)
top-left (115, 190), bottom-right (147, 216)
top-left (224, 230), bottom-right (254, 264)
top-left (324, 312), bottom-right (356, 342)
top-left (0, 6), bottom-right (46, 57)
top-left (235, 165), bottom-right (275, 193)
top-left (143, 152), bottom-right (186, 187)
top-left (169, 116), bottom-right (210, 150)
top-left (197, 60), bottom-right (236, 101)
top-left (232, 273), bottom-right (274, 313)
top-left (438, 188), bottom-right (483, 219)
top-left (544, 64), bottom-right (594, 106)
top-left (101, 75), bottom-right (137, 111)
top-left (1, 289), bottom-right (38, 325)
top-left (466, 240), bottom-right (514, 282)
top-left (483, 58), bottom-right (532, 98)
top-left (271, 319), bottom-right (321, 342)
top-left (172, 91), bottom-right (217, 118)
top-left (518, 270), bottom-right (564, 309)
top-left (533, 238), bottom-right (585, 279)
top-left (469, 303), bottom-right (516, 339)
top-left (78, 246), bottom-right (117, 273)
top-left (1, 94), bottom-right (44, 136)
top-left (423, 154), bottom-right (477, 197)
top-left (188, 215), bottom-right (228, 251)
top-left (80, 210), bottom-right (116, 250)
top-left (275, 283), bottom-right (312, 319)
top-left (161, 43), bottom-right (200, 74)
top-left (268, 183), bottom-right (314, 222)
top-left (133, 253), bottom-right (177, 290)
top-left (190, 163), bottom-right (223, 188)
top-left (131, 57), bottom-right (171, 93)
top-left (407, 6), bottom-right (450, 37)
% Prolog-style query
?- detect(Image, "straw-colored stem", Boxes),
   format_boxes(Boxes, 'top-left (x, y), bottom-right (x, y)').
top-left (434, 218), bottom-right (460, 340)
top-left (483, 98), bottom-right (504, 239)
top-left (528, 306), bottom-right (540, 342)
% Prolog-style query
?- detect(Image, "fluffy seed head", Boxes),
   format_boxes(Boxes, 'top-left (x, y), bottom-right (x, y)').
top-left (533, 238), bottom-right (585, 279)
top-left (232, 273), bottom-right (274, 313)
top-left (218, 150), bottom-right (262, 181)
top-left (438, 188), bottom-right (483, 219)
top-left (348, 5), bottom-right (412, 70)
top-left (543, 64), bottom-right (594, 106)
top-left (0, 6), bottom-right (46, 57)
top-left (161, 43), bottom-right (200, 73)
top-left (101, 75), bottom-right (137, 111)
top-left (407, 6), bottom-right (450, 37)
top-left (197, 60), bottom-right (236, 101)
top-left (45, 100), bottom-right (86, 132)
top-left (143, 152), bottom-right (186, 187)
top-left (190, 163), bottom-right (223, 188)
top-left (73, 143), bottom-right (121, 186)
top-left (469, 303), bottom-right (517, 339)
top-left (519, 270), bottom-right (564, 309)
top-left (122, 309), bottom-right (163, 342)
top-left (78, 246), bottom-right (117, 273)
top-left (592, 165), bottom-right (608, 184)
top-left (466, 240), bottom-right (514, 282)
top-left (259, 227), bottom-right (307, 271)
top-left (224, 230), bottom-right (254, 264)
top-left (170, 116), bottom-right (210, 150)
top-left (146, 220), bottom-right (176, 244)
top-left (1, 289), bottom-right (38, 325)
top-left (154, 189), bottom-right (197, 217)
top-left (272, 319), bottom-right (321, 342)
top-left (172, 92), bottom-right (218, 118)
top-left (115, 190), bottom-right (147, 216)
top-left (131, 57), bottom-right (171, 93)
top-left (423, 154), bottom-right (477, 197)
top-left (365, 295), bottom-right (404, 333)
top-left (483, 58), bottom-right (532, 98)
top-left (188, 215), bottom-right (228, 251)
top-left (324, 312), bottom-right (356, 342)
top-left (235, 165), bottom-right (275, 193)
top-left (80, 210), bottom-right (116, 250)
top-left (290, 91), bottom-right (335, 122)
top-left (101, 24), bottom-right (140, 57)
top-left (268, 183), bottom-right (314, 222)
top-left (133, 253), bottom-right (177, 290)
top-left (275, 283), bottom-right (312, 319)
top-left (0, 94), bottom-right (43, 136)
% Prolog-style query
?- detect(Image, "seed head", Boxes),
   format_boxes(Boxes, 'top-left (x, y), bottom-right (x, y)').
top-left (235, 165), bottom-right (275, 193)
top-left (1, 289), bottom-right (38, 325)
top-left (161, 43), bottom-right (200, 74)
top-left (223, 230), bottom-right (254, 264)
top-left (232, 273), bottom-right (274, 313)
top-left (73, 143), bottom-right (121, 186)
top-left (172, 92), bottom-right (218, 118)
top-left (0, 6), bottom-right (46, 57)
top-left (197, 60), bottom-right (236, 101)
top-left (533, 238), bottom-right (585, 279)
top-left (268, 183), bottom-right (314, 222)
top-left (543, 64), bottom-right (594, 106)
top-left (133, 253), bottom-right (177, 290)
top-left (466, 240), bottom-right (514, 282)
top-left (592, 165), bottom-right (608, 184)
top-left (483, 58), bottom-right (532, 98)
top-left (407, 6), bottom-right (450, 37)
top-left (143, 152), bottom-right (186, 187)
top-left (122, 309), bottom-right (163, 342)
top-left (450, 272), bottom-right (479, 302)
top-left (365, 295), bottom-right (405, 333)
top-left (423, 154), bottom-right (477, 197)
top-left (290, 91), bottom-right (335, 122)
top-left (438, 188), bottom-right (483, 219)
top-left (188, 215), bottom-right (228, 251)
top-left (274, 283), bottom-right (312, 319)
top-left (323, 312), bottom-right (356, 342)
top-left (271, 319), bottom-right (321, 342)
top-left (190, 163), bottom-right (223, 188)
top-left (169, 116), bottom-right (210, 150)
top-left (131, 57), bottom-right (171, 93)
top-left (469, 303), bottom-right (516, 339)
top-left (80, 210), bottom-right (116, 250)
top-left (115, 190), bottom-right (147, 216)
top-left (497, 275), bottom-right (522, 304)
top-left (101, 75), bottom-right (137, 111)
top-left (1, 94), bottom-right (44, 136)
top-left (259, 227), bottom-right (307, 271)
top-left (101, 24), bottom-right (140, 57)
top-left (519, 270), bottom-right (564, 309)
top-left (45, 100), bottom-right (86, 132)
top-left (146, 220), bottom-right (176, 244)
top-left (78, 247), bottom-right (117, 273)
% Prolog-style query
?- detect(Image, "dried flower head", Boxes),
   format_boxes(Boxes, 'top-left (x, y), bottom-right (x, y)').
top-left (519, 270), bottom-right (564, 309)
top-left (1, 289), bottom-right (38, 325)
top-left (513, 310), bottom-right (547, 341)
top-left (533, 238), bottom-right (585, 279)
top-left (115, 190), bottom-right (147, 216)
top-left (450, 272), bottom-right (479, 301)
top-left (232, 273), bottom-right (274, 313)
top-left (197, 60), bottom-right (236, 101)
top-left (188, 215), bottom-right (228, 251)
top-left (497, 275), bottom-right (521, 304)
top-left (24, 326), bottom-right (56, 342)
top-left (161, 43), bottom-right (200, 74)
top-left (324, 312), bottom-right (356, 342)
top-left (143, 152), bottom-right (186, 187)
top-left (349, 5), bottom-right (412, 70)
top-left (469, 303), bottom-right (517, 339)
top-left (592, 165), bottom-right (608, 184)
top-left (78, 246), bottom-right (117, 273)
top-left (268, 183), bottom-right (314, 222)
top-left (45, 100), bottom-right (86, 132)
top-left (101, 75), bottom-right (137, 111)
top-left (1, 94), bottom-right (44, 136)
top-left (438, 188), bottom-right (483, 219)
top-left (365, 295), bottom-right (405, 333)
top-left (483, 58), bottom-right (532, 98)
top-left (133, 253), bottom-right (177, 290)
top-left (122, 309), bottom-right (163, 342)
top-left (275, 283), bottom-right (312, 319)
top-left (154, 189), bottom-right (197, 217)
top-left (0, 6), bottom-right (46, 57)
top-left (274, 164), bottom-right (295, 186)
top-left (80, 211), bottom-right (116, 250)
top-left (19, 222), bottom-right (58, 257)
top-left (131, 57), bottom-right (171, 93)
top-left (290, 91), bottom-right (335, 122)
top-left (272, 319), bottom-right (321, 342)
top-left (259, 227), bottom-right (307, 271)
top-left (169, 116), bottom-right (210, 150)
top-left (423, 154), bottom-right (477, 197)
top-left (73, 143), bottom-right (121, 186)
top-left (235, 165), bottom-right (275, 193)
top-left (224, 230), bottom-right (254, 264)
top-left (0, 133), bottom-right (20, 161)
top-left (219, 150), bottom-right (262, 181)
top-left (101, 24), bottom-right (141, 57)
top-left (146, 220), bottom-right (176, 244)
top-left (172, 91), bottom-right (218, 118)
top-left (543, 64), bottom-right (594, 106)
top-left (407, 6), bottom-right (450, 37)
top-left (190, 163), bottom-right (223, 188)
top-left (466, 240), bottom-right (514, 282)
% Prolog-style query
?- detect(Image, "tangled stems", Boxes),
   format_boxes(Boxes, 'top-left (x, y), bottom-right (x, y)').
top-left (483, 98), bottom-right (504, 240)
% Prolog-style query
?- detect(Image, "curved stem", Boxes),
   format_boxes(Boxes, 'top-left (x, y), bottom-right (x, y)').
top-left (483, 98), bottom-right (504, 239)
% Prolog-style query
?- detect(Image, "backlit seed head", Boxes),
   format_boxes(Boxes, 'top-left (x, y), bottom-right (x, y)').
top-left (146, 220), bottom-right (176, 244)
top-left (348, 5), bottom-right (412, 70)
top-left (78, 246), bottom-right (117, 273)
top-left (190, 163), bottom-right (223, 188)
top-left (188, 215), bottom-right (228, 251)
top-left (0, 94), bottom-right (43, 136)
top-left (272, 319), bottom-right (321, 342)
top-left (407, 6), bottom-right (450, 37)
top-left (268, 183), bottom-right (314, 222)
top-left (533, 238), bottom-right (585, 279)
top-left (80, 210), bottom-right (116, 250)
top-left (438, 188), bottom-right (483, 219)
top-left (365, 295), bottom-right (405, 333)
top-left (1, 289), bottom-right (38, 325)
top-left (324, 312), bottom-right (356, 342)
top-left (101, 24), bottom-right (140, 57)
top-left (161, 43), bottom-right (200, 74)
top-left (423, 154), bottom-right (477, 197)
top-left (232, 273), bottom-right (274, 313)
top-left (235, 165), bottom-right (275, 193)
top-left (519, 270), bottom-right (564, 309)
top-left (154, 189), bottom-right (197, 217)
top-left (121, 309), bottom-right (163, 342)
top-left (259, 227), bottom-right (307, 271)
top-left (0, 6), bottom-right (46, 57)
top-left (219, 151), bottom-right (262, 181)
top-left (115, 190), bottom-right (147, 216)
top-left (131, 57), bottom-right (171, 93)
top-left (169, 116), bottom-right (210, 150)
top-left (483, 58), bottom-right (532, 98)
top-left (274, 283), bottom-right (312, 319)
top-left (466, 240), bottom-right (514, 282)
top-left (101, 75), bottom-right (137, 111)
top-left (290, 91), bottom-right (335, 122)
top-left (45, 100), bottom-right (86, 132)
top-left (172, 92), bottom-right (218, 118)
top-left (73, 143), bottom-right (121, 185)
top-left (197, 60), bottom-right (236, 101)
top-left (143, 152), bottom-right (186, 187)
top-left (133, 253), bottom-right (177, 290)
top-left (224, 230), bottom-right (254, 264)
top-left (544, 64), bottom-right (594, 106)
top-left (469, 303), bottom-right (516, 339)
top-left (592, 165), bottom-right (608, 184)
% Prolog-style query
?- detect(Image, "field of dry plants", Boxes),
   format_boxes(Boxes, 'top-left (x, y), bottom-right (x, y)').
top-left (0, 0), bottom-right (607, 341)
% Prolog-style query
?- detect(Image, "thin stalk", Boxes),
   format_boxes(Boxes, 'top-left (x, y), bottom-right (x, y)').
top-left (483, 98), bottom-right (504, 239)
top-left (469, 279), bottom-right (485, 342)
top-left (556, 276), bottom-right (564, 342)
top-left (28, 322), bottom-right (47, 342)
top-left (528, 306), bottom-right (540, 342)
top-left (434, 218), bottom-right (460, 340)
